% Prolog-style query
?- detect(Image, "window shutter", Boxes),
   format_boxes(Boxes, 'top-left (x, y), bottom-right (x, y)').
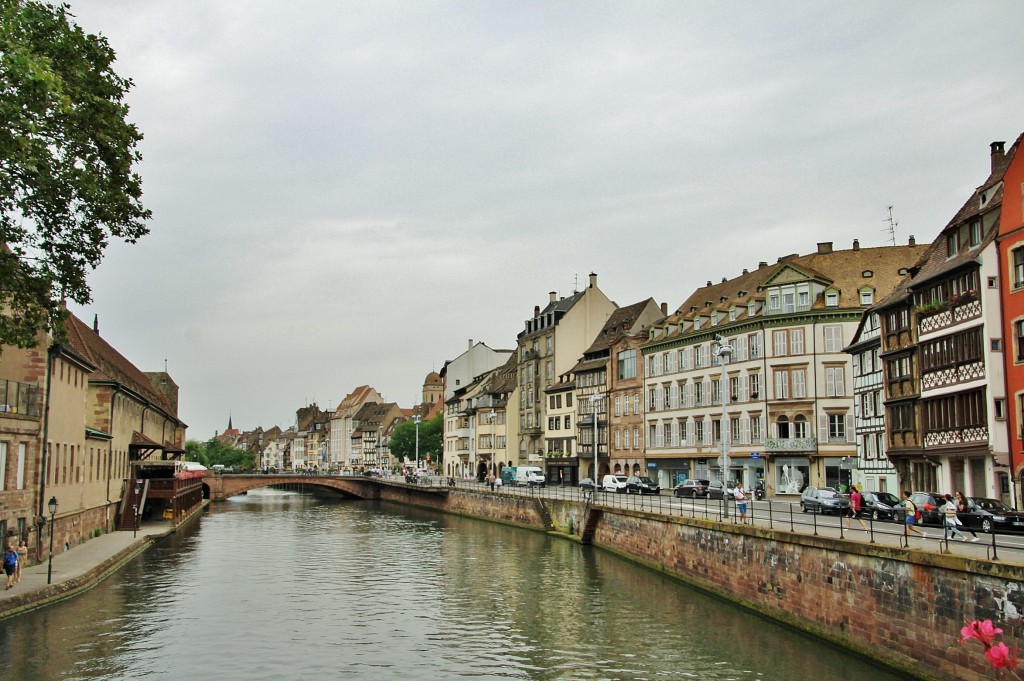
top-left (818, 415), bottom-right (829, 443)
top-left (846, 414), bottom-right (856, 443)
top-left (740, 417), bottom-right (750, 444)
top-left (739, 376), bottom-right (749, 402)
top-left (704, 418), bottom-right (712, 445)
top-left (835, 369), bottom-right (845, 397)
top-left (686, 419), bottom-right (694, 446)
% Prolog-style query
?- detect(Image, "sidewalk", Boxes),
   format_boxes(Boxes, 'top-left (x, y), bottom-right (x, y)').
top-left (0, 521), bottom-right (174, 621)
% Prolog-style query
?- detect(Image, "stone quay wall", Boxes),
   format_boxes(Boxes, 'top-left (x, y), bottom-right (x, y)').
top-left (416, 488), bottom-right (1024, 681)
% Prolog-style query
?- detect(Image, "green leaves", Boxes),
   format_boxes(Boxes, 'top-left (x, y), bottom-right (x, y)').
top-left (0, 0), bottom-right (150, 348)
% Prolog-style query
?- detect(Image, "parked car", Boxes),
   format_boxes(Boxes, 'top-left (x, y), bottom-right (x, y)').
top-left (674, 479), bottom-right (711, 498)
top-left (800, 486), bottom-right (850, 515)
top-left (625, 476), bottom-right (661, 495)
top-left (890, 491), bottom-right (947, 526)
top-left (602, 474), bottom-right (629, 493)
top-left (706, 480), bottom-right (728, 500)
top-left (860, 491), bottom-right (901, 521)
top-left (962, 498), bottom-right (1024, 534)
top-left (579, 478), bottom-right (598, 492)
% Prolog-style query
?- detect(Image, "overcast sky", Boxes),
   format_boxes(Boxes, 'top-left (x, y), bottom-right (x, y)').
top-left (64, 1), bottom-right (1024, 441)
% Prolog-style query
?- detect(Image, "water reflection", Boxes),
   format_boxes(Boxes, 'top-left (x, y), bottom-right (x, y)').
top-left (0, 489), bottom-right (900, 680)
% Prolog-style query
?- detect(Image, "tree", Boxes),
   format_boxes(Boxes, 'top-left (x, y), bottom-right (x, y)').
top-left (388, 413), bottom-right (443, 467)
top-left (0, 1), bottom-right (150, 348)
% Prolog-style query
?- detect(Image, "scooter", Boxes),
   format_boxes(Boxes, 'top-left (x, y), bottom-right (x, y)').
top-left (754, 482), bottom-right (766, 501)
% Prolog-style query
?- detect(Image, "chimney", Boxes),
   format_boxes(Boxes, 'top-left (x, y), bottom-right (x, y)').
top-left (759, 261), bottom-right (768, 268)
top-left (992, 141), bottom-right (1006, 173)
top-left (706, 280), bottom-right (712, 287)
top-left (534, 305), bottom-right (540, 318)
top-left (721, 277), bottom-right (727, 283)
top-left (852, 239), bottom-right (860, 251)
top-left (468, 339), bottom-right (473, 351)
top-left (909, 235), bottom-right (916, 246)
top-left (817, 242), bottom-right (833, 254)
top-left (588, 272), bottom-right (597, 289)
top-left (93, 314), bottom-right (99, 334)
top-left (549, 291), bottom-right (557, 303)
top-left (742, 269), bottom-right (748, 275)
top-left (660, 302), bottom-right (668, 315)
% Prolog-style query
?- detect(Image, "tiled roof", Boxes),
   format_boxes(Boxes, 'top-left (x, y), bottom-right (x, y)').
top-left (64, 313), bottom-right (179, 418)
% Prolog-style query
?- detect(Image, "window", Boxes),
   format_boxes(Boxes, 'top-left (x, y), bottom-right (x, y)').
top-left (750, 415), bottom-right (762, 442)
top-left (860, 288), bottom-right (874, 306)
top-left (783, 292), bottom-right (795, 313)
top-left (947, 231), bottom-right (960, 257)
top-left (773, 330), bottom-right (788, 356)
top-left (970, 220), bottom-right (982, 247)
top-left (827, 414), bottom-right (846, 440)
top-left (1016, 320), bottom-right (1024, 361)
top-left (614, 396), bottom-right (622, 416)
top-left (994, 398), bottom-right (1006, 420)
top-left (566, 393), bottom-right (573, 408)
top-left (825, 366), bottom-right (845, 397)
top-left (1015, 248), bottom-right (1024, 288)
top-left (774, 370), bottom-right (789, 399)
top-left (749, 333), bottom-right (762, 359)
top-left (617, 349), bottom-right (637, 380)
top-left (825, 291), bottom-right (839, 307)
top-left (769, 292), bottom-right (780, 311)
top-left (749, 373), bottom-right (762, 399)
top-left (633, 393), bottom-right (639, 414)
top-left (798, 290), bottom-right (810, 308)
top-left (793, 414), bottom-right (809, 438)
top-left (823, 325), bottom-right (843, 352)
top-left (790, 329), bottom-right (804, 355)
top-left (564, 415), bottom-right (571, 429)
top-left (624, 429), bottom-right (631, 449)
top-left (0, 443), bottom-right (6, 490)
top-left (792, 369), bottom-right (806, 398)
top-left (694, 381), bottom-right (705, 406)
top-left (694, 420), bottom-right (705, 445)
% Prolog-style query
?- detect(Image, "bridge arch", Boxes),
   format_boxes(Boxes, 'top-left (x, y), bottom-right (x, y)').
top-left (205, 474), bottom-right (379, 501)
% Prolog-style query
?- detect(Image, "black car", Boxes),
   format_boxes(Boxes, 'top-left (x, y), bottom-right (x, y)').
top-left (579, 478), bottom-right (598, 492)
top-left (800, 486), bottom-right (850, 515)
top-left (860, 491), bottom-right (901, 521)
top-left (962, 498), bottom-right (1024, 534)
top-left (705, 480), bottom-right (728, 500)
top-left (625, 476), bottom-right (661, 495)
top-left (674, 479), bottom-right (711, 498)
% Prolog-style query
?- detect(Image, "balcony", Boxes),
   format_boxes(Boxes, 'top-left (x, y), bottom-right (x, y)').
top-left (764, 437), bottom-right (817, 452)
top-left (917, 295), bottom-right (980, 335)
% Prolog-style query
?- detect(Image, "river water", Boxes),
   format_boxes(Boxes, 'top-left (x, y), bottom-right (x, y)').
top-left (0, 489), bottom-right (901, 680)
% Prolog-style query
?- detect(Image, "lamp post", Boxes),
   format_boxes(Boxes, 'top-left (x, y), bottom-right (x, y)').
top-left (46, 496), bottom-right (57, 585)
top-left (715, 334), bottom-right (733, 519)
top-left (133, 481), bottom-right (141, 538)
top-left (593, 396), bottom-right (599, 482)
top-left (414, 412), bottom-right (421, 471)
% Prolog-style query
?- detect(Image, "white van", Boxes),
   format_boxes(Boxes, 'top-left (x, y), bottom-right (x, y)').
top-left (602, 474), bottom-right (628, 493)
top-left (515, 466), bottom-right (546, 487)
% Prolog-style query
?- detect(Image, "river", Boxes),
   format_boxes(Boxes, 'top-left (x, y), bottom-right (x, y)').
top-left (0, 489), bottom-right (902, 680)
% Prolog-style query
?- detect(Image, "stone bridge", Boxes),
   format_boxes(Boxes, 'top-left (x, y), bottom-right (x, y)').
top-left (203, 473), bottom-right (453, 502)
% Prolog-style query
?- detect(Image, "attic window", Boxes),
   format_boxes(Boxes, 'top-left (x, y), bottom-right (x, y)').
top-left (825, 291), bottom-right (839, 307)
top-left (720, 296), bottom-right (728, 303)
top-left (729, 308), bottom-right (737, 321)
top-left (898, 268), bottom-right (909, 275)
top-left (738, 290), bottom-right (748, 298)
top-left (693, 317), bottom-right (702, 330)
top-left (862, 270), bottom-right (873, 278)
top-left (859, 288), bottom-right (874, 306)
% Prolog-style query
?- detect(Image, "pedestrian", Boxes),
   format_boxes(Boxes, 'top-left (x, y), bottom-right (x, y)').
top-left (902, 490), bottom-right (926, 538)
top-left (15, 540), bottom-right (28, 583)
top-left (485, 472), bottom-right (495, 491)
top-left (494, 476), bottom-right (503, 492)
top-left (941, 494), bottom-right (967, 541)
top-left (733, 483), bottom-right (748, 524)
top-left (954, 491), bottom-right (980, 542)
top-left (3, 544), bottom-right (17, 590)
top-left (846, 487), bottom-right (868, 531)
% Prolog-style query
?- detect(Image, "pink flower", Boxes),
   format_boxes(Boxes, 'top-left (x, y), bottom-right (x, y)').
top-left (961, 620), bottom-right (1003, 647)
top-left (985, 642), bottom-right (1020, 670)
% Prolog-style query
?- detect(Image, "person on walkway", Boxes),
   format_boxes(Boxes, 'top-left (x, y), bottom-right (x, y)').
top-left (954, 492), bottom-right (980, 542)
top-left (941, 494), bottom-right (967, 541)
top-left (846, 487), bottom-right (868, 531)
top-left (3, 544), bottom-right (17, 590)
top-left (15, 540), bottom-right (28, 583)
top-left (494, 476), bottom-right (503, 492)
top-left (485, 472), bottom-right (495, 491)
top-left (734, 483), bottom-right (748, 524)
top-left (903, 491), bottom-right (926, 538)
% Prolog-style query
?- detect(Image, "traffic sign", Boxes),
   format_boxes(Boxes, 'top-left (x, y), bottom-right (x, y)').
top-left (751, 452), bottom-right (761, 459)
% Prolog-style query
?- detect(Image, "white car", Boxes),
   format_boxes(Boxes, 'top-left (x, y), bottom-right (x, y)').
top-left (602, 474), bottom-right (629, 493)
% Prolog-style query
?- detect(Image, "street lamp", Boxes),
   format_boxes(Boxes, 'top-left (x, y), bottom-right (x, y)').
top-left (414, 412), bottom-right (421, 471)
top-left (133, 481), bottom-right (141, 538)
top-left (46, 496), bottom-right (57, 584)
top-left (590, 394), bottom-right (603, 484)
top-left (715, 334), bottom-right (733, 519)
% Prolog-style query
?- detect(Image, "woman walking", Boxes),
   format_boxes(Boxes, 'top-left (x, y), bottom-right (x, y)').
top-left (954, 491), bottom-right (980, 542)
top-left (941, 494), bottom-right (967, 541)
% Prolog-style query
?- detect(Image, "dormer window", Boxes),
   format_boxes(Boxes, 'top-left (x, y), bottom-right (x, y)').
top-left (693, 317), bottom-right (702, 330)
top-left (748, 302), bottom-right (756, 316)
top-left (898, 267), bottom-right (909, 275)
top-left (862, 270), bottom-right (873, 278)
top-left (859, 287), bottom-right (875, 306)
top-left (825, 290), bottom-right (839, 307)
top-left (947, 231), bottom-right (960, 258)
top-left (768, 292), bottom-right (780, 311)
top-left (738, 290), bottom-right (748, 298)
top-left (970, 220), bottom-right (982, 247)
top-left (729, 307), bottom-right (737, 321)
